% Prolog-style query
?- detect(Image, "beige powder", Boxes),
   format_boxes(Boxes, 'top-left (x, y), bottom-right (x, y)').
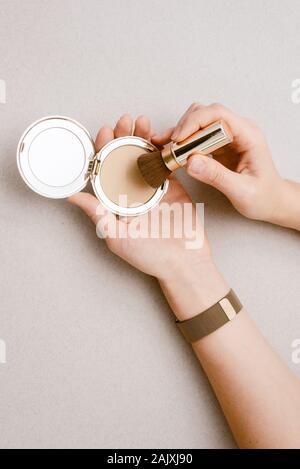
top-left (100, 144), bottom-right (156, 207)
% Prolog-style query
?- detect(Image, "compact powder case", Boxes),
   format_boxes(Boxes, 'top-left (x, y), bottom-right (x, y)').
top-left (17, 116), bottom-right (169, 216)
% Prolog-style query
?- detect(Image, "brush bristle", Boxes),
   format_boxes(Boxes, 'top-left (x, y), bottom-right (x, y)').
top-left (137, 151), bottom-right (171, 188)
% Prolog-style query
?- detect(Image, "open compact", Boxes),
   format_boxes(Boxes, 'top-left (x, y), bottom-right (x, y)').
top-left (17, 116), bottom-right (169, 216)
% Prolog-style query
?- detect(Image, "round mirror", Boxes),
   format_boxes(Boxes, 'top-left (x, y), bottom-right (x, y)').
top-left (17, 116), bottom-right (95, 198)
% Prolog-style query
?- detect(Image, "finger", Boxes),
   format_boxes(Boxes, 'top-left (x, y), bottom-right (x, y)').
top-left (170, 102), bottom-right (205, 141)
top-left (150, 104), bottom-right (205, 145)
top-left (134, 115), bottom-right (151, 140)
top-left (114, 114), bottom-right (133, 138)
top-left (69, 192), bottom-right (124, 241)
top-left (68, 192), bottom-right (104, 225)
top-left (171, 103), bottom-right (253, 145)
top-left (186, 153), bottom-right (242, 199)
top-left (176, 102), bottom-right (205, 129)
top-left (95, 125), bottom-right (114, 152)
top-left (151, 127), bottom-right (175, 146)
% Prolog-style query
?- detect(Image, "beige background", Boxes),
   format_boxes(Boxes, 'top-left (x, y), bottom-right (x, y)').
top-left (1, 0), bottom-right (300, 449)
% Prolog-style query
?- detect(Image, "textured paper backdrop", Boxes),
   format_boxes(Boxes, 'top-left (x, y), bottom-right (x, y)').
top-left (0, 0), bottom-right (300, 449)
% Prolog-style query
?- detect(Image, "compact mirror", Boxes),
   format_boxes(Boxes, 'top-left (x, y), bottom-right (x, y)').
top-left (17, 116), bottom-right (95, 198)
top-left (17, 116), bottom-right (169, 216)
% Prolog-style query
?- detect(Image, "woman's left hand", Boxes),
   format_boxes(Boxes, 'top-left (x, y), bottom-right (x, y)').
top-left (69, 114), bottom-right (228, 320)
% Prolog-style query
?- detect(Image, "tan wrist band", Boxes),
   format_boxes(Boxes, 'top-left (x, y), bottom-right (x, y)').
top-left (176, 289), bottom-right (242, 343)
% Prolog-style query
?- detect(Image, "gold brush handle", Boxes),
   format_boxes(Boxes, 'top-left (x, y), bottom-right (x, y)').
top-left (161, 120), bottom-right (233, 172)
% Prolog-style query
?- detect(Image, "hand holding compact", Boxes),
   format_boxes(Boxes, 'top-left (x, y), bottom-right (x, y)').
top-left (68, 115), bottom-right (215, 292)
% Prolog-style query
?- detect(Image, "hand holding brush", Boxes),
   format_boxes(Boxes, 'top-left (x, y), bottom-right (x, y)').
top-left (137, 119), bottom-right (233, 188)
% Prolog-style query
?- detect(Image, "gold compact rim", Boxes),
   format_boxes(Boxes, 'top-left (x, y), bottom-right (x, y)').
top-left (91, 136), bottom-right (169, 217)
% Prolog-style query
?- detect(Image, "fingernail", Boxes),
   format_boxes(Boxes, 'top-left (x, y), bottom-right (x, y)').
top-left (171, 127), bottom-right (181, 141)
top-left (187, 156), bottom-right (206, 175)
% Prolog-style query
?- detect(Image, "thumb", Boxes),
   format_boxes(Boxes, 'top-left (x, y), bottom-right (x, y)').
top-left (186, 154), bottom-right (241, 197)
top-left (68, 192), bottom-right (103, 225)
top-left (69, 192), bottom-right (124, 241)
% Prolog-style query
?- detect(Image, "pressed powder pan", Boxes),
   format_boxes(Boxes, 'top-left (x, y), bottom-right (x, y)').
top-left (17, 116), bottom-right (169, 216)
top-left (100, 144), bottom-right (157, 206)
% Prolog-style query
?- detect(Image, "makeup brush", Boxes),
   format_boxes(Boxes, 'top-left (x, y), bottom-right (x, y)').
top-left (137, 120), bottom-right (233, 188)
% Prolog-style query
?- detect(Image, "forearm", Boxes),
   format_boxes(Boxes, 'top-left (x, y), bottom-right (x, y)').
top-left (268, 179), bottom-right (300, 231)
top-left (160, 264), bottom-right (300, 448)
top-left (196, 310), bottom-right (300, 448)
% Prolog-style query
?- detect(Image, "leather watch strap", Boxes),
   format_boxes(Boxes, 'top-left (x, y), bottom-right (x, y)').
top-left (176, 289), bottom-right (242, 343)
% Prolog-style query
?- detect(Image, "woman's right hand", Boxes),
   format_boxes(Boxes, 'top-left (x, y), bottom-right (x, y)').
top-left (153, 103), bottom-right (285, 224)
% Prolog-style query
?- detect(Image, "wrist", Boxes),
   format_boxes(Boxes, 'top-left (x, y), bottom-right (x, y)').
top-left (159, 259), bottom-right (229, 321)
top-left (266, 179), bottom-right (300, 230)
